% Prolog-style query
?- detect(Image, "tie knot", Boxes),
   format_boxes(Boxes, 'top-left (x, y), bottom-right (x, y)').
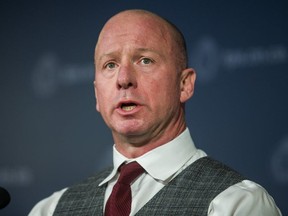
top-left (118, 162), bottom-right (144, 185)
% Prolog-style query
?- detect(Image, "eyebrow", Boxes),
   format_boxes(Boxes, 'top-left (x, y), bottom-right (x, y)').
top-left (97, 51), bottom-right (119, 62)
top-left (97, 48), bottom-right (162, 62)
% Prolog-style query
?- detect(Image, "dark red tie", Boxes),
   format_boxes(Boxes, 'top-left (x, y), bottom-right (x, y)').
top-left (105, 162), bottom-right (144, 216)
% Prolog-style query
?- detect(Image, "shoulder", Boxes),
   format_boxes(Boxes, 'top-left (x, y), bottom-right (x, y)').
top-left (208, 180), bottom-right (282, 216)
top-left (184, 156), bottom-right (245, 183)
top-left (28, 167), bottom-right (113, 216)
top-left (28, 188), bottom-right (67, 216)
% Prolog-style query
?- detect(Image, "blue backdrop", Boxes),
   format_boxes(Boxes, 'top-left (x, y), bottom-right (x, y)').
top-left (0, 1), bottom-right (287, 215)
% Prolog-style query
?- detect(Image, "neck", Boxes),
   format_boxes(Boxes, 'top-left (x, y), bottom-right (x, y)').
top-left (113, 120), bottom-right (187, 158)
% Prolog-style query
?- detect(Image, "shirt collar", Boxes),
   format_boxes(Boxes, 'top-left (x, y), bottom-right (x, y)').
top-left (99, 128), bottom-right (197, 186)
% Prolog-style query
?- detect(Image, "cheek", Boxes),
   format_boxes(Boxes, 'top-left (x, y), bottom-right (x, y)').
top-left (148, 85), bottom-right (178, 110)
top-left (157, 78), bottom-right (180, 99)
top-left (96, 91), bottom-right (107, 111)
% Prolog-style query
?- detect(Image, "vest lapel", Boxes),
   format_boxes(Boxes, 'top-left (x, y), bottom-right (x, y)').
top-left (135, 157), bottom-right (244, 215)
top-left (53, 168), bottom-right (111, 216)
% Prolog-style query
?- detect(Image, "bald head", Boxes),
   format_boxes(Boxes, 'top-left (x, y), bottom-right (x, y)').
top-left (95, 9), bottom-right (188, 70)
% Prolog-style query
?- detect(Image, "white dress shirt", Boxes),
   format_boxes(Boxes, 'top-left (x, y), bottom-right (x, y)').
top-left (29, 128), bottom-right (282, 216)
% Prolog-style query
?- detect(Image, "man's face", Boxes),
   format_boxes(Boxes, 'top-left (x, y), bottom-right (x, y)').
top-left (94, 13), bottom-right (192, 144)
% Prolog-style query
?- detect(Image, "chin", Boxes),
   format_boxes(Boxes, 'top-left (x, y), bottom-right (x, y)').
top-left (114, 126), bottom-right (147, 139)
top-left (117, 128), bottom-right (143, 137)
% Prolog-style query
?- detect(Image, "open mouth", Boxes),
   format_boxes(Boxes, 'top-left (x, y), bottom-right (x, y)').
top-left (121, 103), bottom-right (137, 111)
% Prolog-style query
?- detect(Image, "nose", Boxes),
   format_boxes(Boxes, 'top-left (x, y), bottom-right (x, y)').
top-left (117, 64), bottom-right (137, 89)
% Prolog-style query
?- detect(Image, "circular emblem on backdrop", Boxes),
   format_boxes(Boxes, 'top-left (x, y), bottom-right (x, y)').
top-left (271, 136), bottom-right (288, 183)
top-left (189, 36), bottom-right (220, 83)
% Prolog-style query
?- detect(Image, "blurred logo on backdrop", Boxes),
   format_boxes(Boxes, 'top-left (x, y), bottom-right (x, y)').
top-left (31, 53), bottom-right (94, 98)
top-left (0, 166), bottom-right (34, 187)
top-left (190, 36), bottom-right (288, 83)
top-left (31, 36), bottom-right (287, 98)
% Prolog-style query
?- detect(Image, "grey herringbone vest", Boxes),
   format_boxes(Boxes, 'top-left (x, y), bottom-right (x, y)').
top-left (53, 157), bottom-right (245, 216)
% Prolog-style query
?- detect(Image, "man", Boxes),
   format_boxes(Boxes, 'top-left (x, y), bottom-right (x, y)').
top-left (29, 9), bottom-right (282, 215)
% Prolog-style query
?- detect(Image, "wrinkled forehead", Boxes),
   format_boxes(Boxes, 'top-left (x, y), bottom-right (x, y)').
top-left (95, 11), bottom-right (174, 55)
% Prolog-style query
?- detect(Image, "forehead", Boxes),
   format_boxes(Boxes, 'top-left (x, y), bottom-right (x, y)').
top-left (95, 12), bottom-right (174, 58)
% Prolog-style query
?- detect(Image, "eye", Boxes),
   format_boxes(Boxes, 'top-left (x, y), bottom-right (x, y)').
top-left (105, 62), bottom-right (117, 69)
top-left (140, 58), bottom-right (153, 65)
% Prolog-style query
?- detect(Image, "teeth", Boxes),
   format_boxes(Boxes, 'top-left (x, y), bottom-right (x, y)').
top-left (121, 105), bottom-right (136, 111)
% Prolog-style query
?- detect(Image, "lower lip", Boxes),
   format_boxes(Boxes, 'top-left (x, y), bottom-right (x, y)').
top-left (116, 105), bottom-right (141, 115)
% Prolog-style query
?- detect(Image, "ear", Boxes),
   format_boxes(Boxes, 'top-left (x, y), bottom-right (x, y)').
top-left (180, 68), bottom-right (196, 103)
top-left (94, 80), bottom-right (100, 112)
